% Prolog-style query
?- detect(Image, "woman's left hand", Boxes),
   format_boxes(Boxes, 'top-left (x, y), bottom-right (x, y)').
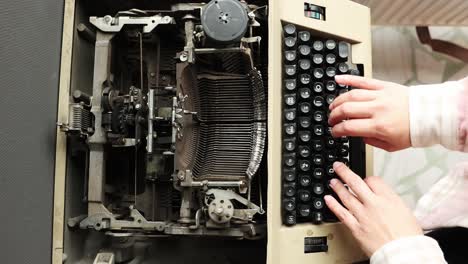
top-left (325, 162), bottom-right (423, 257)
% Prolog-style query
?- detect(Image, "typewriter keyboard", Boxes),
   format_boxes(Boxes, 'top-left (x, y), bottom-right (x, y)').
top-left (281, 23), bottom-right (365, 226)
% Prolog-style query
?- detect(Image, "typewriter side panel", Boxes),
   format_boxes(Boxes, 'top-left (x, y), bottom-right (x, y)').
top-left (267, 0), bottom-right (373, 263)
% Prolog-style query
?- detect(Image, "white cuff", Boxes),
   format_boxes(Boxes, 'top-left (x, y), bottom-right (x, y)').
top-left (409, 82), bottom-right (463, 150)
top-left (370, 236), bottom-right (446, 264)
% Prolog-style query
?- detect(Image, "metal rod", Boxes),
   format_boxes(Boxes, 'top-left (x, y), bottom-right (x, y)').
top-left (194, 47), bottom-right (243, 54)
top-left (77, 23), bottom-right (96, 43)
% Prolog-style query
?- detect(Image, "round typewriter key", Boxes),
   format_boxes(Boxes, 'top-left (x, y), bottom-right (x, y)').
top-left (313, 40), bottom-right (324, 51)
top-left (313, 198), bottom-right (324, 209)
top-left (285, 184), bottom-right (296, 197)
top-left (326, 165), bottom-right (335, 176)
top-left (337, 62), bottom-right (349, 73)
top-left (313, 212), bottom-right (323, 223)
top-left (326, 94), bottom-right (336, 105)
top-left (284, 155), bottom-right (296, 167)
top-left (312, 54), bottom-right (323, 64)
top-left (313, 82), bottom-right (324, 93)
top-left (312, 140), bottom-right (323, 151)
top-left (299, 174), bottom-right (311, 186)
top-left (313, 96), bottom-right (324, 107)
top-left (313, 168), bottom-right (324, 179)
top-left (325, 40), bottom-right (336, 50)
top-left (326, 81), bottom-right (336, 92)
top-left (299, 31), bottom-right (311, 42)
top-left (327, 126), bottom-right (333, 135)
top-left (338, 82), bottom-right (347, 88)
top-left (313, 183), bottom-right (325, 195)
top-left (284, 139), bottom-right (296, 151)
top-left (339, 136), bottom-right (349, 143)
top-left (313, 154), bottom-right (324, 166)
top-left (314, 124), bottom-right (324, 136)
top-left (299, 160), bottom-right (311, 171)
top-left (285, 79), bottom-right (296, 90)
top-left (338, 41), bottom-right (350, 58)
top-left (299, 88), bottom-right (311, 99)
top-left (300, 102), bottom-right (311, 114)
top-left (285, 109), bottom-right (296, 121)
top-left (285, 50), bottom-right (297, 62)
top-left (284, 94), bottom-right (296, 106)
top-left (298, 117), bottom-right (311, 129)
top-left (326, 137), bottom-right (336, 148)
top-left (313, 68), bottom-right (324, 79)
top-left (350, 69), bottom-right (360, 76)
top-left (299, 59), bottom-right (311, 71)
top-left (285, 123), bottom-right (296, 135)
top-left (284, 24), bottom-right (296, 35)
top-left (299, 204), bottom-right (311, 217)
top-left (326, 67), bottom-right (336, 78)
top-left (325, 151), bottom-right (337, 162)
top-left (299, 146), bottom-right (311, 158)
top-left (298, 190), bottom-right (311, 202)
top-left (285, 214), bottom-right (296, 225)
top-left (299, 45), bottom-right (311, 56)
top-left (284, 199), bottom-right (296, 211)
top-left (326, 53), bottom-right (336, 64)
top-left (299, 131), bottom-right (311, 142)
top-left (339, 145), bottom-right (349, 156)
top-left (285, 65), bottom-right (297, 76)
top-left (313, 111), bottom-right (324, 122)
top-left (284, 168), bottom-right (296, 181)
top-left (340, 157), bottom-right (349, 166)
top-left (300, 74), bottom-right (311, 85)
top-left (284, 37), bottom-right (296, 48)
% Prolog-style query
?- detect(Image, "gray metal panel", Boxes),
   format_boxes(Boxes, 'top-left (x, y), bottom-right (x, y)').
top-left (0, 0), bottom-right (64, 263)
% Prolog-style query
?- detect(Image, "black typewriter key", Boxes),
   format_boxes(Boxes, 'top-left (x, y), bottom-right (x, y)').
top-left (285, 79), bottom-right (296, 91)
top-left (298, 145), bottom-right (311, 158)
top-left (337, 62), bottom-right (349, 74)
top-left (326, 165), bottom-right (335, 176)
top-left (284, 138), bottom-right (296, 151)
top-left (350, 69), bottom-right (360, 76)
top-left (284, 94), bottom-right (297, 106)
top-left (285, 36), bottom-right (297, 48)
top-left (299, 45), bottom-right (311, 56)
top-left (299, 59), bottom-right (311, 71)
top-left (313, 96), bottom-right (324, 108)
top-left (325, 40), bottom-right (336, 50)
top-left (326, 53), bottom-right (336, 64)
top-left (314, 124), bottom-right (324, 136)
top-left (312, 140), bottom-right (323, 151)
top-left (339, 88), bottom-right (349, 95)
top-left (285, 50), bottom-right (297, 62)
top-left (326, 126), bottom-right (333, 135)
top-left (338, 145), bottom-right (349, 156)
top-left (339, 136), bottom-right (349, 143)
top-left (299, 204), bottom-right (311, 217)
top-left (313, 111), bottom-right (324, 122)
top-left (338, 41), bottom-right (349, 58)
top-left (313, 183), bottom-right (325, 195)
top-left (326, 94), bottom-right (336, 105)
top-left (298, 190), bottom-right (312, 202)
top-left (284, 123), bottom-right (296, 135)
top-left (284, 153), bottom-right (296, 167)
top-left (299, 160), bottom-right (311, 172)
top-left (313, 198), bottom-right (325, 209)
top-left (326, 137), bottom-right (336, 148)
top-left (284, 183), bottom-right (296, 197)
top-left (313, 168), bottom-right (324, 179)
top-left (299, 88), bottom-right (311, 99)
top-left (300, 102), bottom-right (311, 114)
top-left (313, 82), bottom-right (324, 93)
top-left (284, 24), bottom-right (296, 35)
top-left (340, 157), bottom-right (349, 166)
top-left (299, 131), bottom-right (311, 143)
top-left (284, 167), bottom-right (296, 182)
top-left (326, 67), bottom-right (336, 78)
top-left (300, 74), bottom-right (311, 85)
top-left (325, 151), bottom-right (337, 163)
top-left (313, 212), bottom-right (323, 223)
top-left (284, 198), bottom-right (296, 211)
top-left (313, 40), bottom-right (324, 51)
top-left (313, 68), bottom-right (324, 79)
top-left (299, 117), bottom-right (311, 128)
top-left (312, 54), bottom-right (323, 65)
top-left (299, 174), bottom-right (311, 187)
top-left (285, 65), bottom-right (297, 76)
top-left (285, 213), bottom-right (296, 225)
top-left (284, 108), bottom-right (296, 121)
top-left (326, 81), bottom-right (336, 92)
top-left (313, 154), bottom-right (324, 166)
top-left (299, 31), bottom-right (311, 42)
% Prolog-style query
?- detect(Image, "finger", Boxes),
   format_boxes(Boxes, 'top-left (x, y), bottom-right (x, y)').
top-left (324, 195), bottom-right (360, 231)
top-left (333, 162), bottom-right (375, 202)
top-left (363, 137), bottom-right (393, 151)
top-left (329, 178), bottom-right (364, 212)
top-left (331, 119), bottom-right (377, 138)
top-left (328, 102), bottom-right (376, 126)
top-left (335, 75), bottom-right (387, 91)
top-left (364, 176), bottom-right (395, 197)
top-left (329, 89), bottom-right (377, 110)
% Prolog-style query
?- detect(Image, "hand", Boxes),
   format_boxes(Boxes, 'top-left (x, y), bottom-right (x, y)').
top-left (325, 162), bottom-right (423, 257)
top-left (328, 75), bottom-right (411, 152)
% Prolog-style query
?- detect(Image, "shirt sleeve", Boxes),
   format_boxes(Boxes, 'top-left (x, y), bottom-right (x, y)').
top-left (370, 235), bottom-right (447, 264)
top-left (409, 81), bottom-right (465, 150)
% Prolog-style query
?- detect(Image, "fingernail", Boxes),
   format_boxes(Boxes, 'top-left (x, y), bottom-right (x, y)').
top-left (329, 179), bottom-right (338, 187)
top-left (333, 161), bottom-right (343, 170)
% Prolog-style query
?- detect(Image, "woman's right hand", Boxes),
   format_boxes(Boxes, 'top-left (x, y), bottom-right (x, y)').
top-left (328, 75), bottom-right (411, 152)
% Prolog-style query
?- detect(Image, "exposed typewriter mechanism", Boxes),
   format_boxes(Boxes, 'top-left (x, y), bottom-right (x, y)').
top-left (59, 0), bottom-right (269, 242)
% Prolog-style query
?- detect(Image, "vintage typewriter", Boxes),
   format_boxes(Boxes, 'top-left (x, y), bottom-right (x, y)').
top-left (55, 0), bottom-right (372, 263)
